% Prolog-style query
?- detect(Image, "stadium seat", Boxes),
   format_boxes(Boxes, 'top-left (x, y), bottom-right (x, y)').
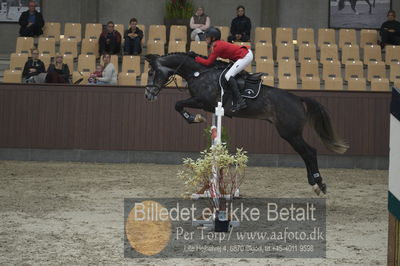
top-left (339, 29), bottom-right (357, 48)
top-left (322, 60), bottom-right (341, 81)
top-left (345, 61), bottom-right (364, 81)
top-left (341, 44), bottom-right (360, 63)
top-left (302, 76), bottom-right (320, 90)
top-left (39, 54), bottom-right (51, 70)
top-left (168, 40), bottom-right (186, 53)
top-left (371, 78), bottom-right (390, 91)
top-left (347, 78), bottom-right (366, 91)
top-left (276, 43), bottom-right (295, 61)
top-left (16, 37), bottom-right (34, 55)
top-left (9, 53), bottom-right (28, 70)
top-left (166, 75), bottom-right (183, 87)
top-left (278, 59), bottom-right (297, 89)
top-left (324, 77), bottom-right (343, 90)
top-left (81, 38), bottom-right (99, 57)
top-left (77, 54), bottom-right (96, 72)
top-left (367, 61), bottom-right (386, 81)
top-left (215, 26), bottom-right (229, 41)
top-left (261, 75), bottom-right (274, 86)
top-left (38, 37), bottom-right (56, 57)
top-left (114, 24), bottom-right (125, 36)
top-left (318, 28), bottom-right (336, 47)
top-left (363, 45), bottom-right (382, 64)
top-left (85, 23), bottom-right (103, 39)
top-left (255, 42), bottom-right (273, 60)
top-left (63, 54), bottom-right (74, 73)
top-left (43, 22), bottom-right (61, 42)
top-left (64, 23), bottom-right (82, 42)
top-left (122, 55), bottom-right (141, 75)
top-left (140, 72), bottom-right (148, 85)
top-left (300, 60), bottom-right (320, 90)
top-left (297, 28), bottom-right (314, 45)
top-left (100, 55), bottom-right (119, 73)
top-left (148, 25), bottom-right (166, 42)
top-left (144, 61), bottom-right (150, 73)
top-left (59, 38), bottom-right (78, 58)
top-left (390, 62), bottom-right (400, 82)
top-left (3, 70), bottom-right (22, 83)
top-left (118, 72), bottom-right (137, 86)
top-left (170, 25), bottom-right (187, 42)
top-left (256, 59), bottom-right (274, 75)
top-left (298, 43), bottom-right (317, 62)
top-left (320, 44), bottom-right (339, 64)
top-left (255, 27), bottom-right (272, 44)
top-left (276, 27), bottom-right (293, 45)
top-left (360, 29), bottom-right (378, 48)
top-left (394, 79), bottom-right (400, 88)
top-left (385, 45), bottom-right (400, 65)
top-left (147, 40), bottom-right (165, 55)
top-left (190, 41), bottom-right (208, 56)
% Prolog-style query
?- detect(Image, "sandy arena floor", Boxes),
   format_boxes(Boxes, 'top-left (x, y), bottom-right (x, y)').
top-left (0, 160), bottom-right (388, 265)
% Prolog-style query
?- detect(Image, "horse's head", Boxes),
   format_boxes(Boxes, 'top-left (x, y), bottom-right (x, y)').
top-left (144, 54), bottom-right (167, 101)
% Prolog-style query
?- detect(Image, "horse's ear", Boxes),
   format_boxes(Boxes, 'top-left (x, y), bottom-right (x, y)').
top-left (144, 54), bottom-right (160, 62)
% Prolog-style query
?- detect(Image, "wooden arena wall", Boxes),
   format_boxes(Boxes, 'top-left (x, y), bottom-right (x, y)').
top-left (0, 83), bottom-right (391, 156)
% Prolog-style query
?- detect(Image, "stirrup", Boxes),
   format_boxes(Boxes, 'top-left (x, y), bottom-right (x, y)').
top-left (232, 98), bottom-right (247, 112)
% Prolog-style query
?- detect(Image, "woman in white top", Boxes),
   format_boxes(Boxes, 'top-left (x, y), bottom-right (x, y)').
top-left (190, 7), bottom-right (211, 41)
top-left (97, 53), bottom-right (117, 85)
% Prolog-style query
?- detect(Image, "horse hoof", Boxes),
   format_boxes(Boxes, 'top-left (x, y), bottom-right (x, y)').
top-left (312, 184), bottom-right (321, 196)
top-left (194, 114), bottom-right (206, 123)
top-left (319, 183), bottom-right (327, 194)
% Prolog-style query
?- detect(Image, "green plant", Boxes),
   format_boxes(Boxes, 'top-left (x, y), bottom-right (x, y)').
top-left (165, 0), bottom-right (195, 19)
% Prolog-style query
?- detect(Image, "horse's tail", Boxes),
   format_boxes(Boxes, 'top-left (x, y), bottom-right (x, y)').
top-left (301, 97), bottom-right (349, 154)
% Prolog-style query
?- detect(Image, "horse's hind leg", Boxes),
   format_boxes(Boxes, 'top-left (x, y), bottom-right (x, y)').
top-left (277, 129), bottom-right (327, 195)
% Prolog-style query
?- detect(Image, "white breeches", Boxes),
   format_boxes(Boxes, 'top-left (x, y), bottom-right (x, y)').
top-left (224, 49), bottom-right (253, 81)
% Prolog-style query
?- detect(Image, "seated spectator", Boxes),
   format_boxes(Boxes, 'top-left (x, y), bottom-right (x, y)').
top-left (22, 48), bottom-right (46, 83)
top-left (96, 53), bottom-right (117, 85)
top-left (124, 18), bottom-right (143, 55)
top-left (99, 21), bottom-right (122, 55)
top-left (46, 54), bottom-right (70, 83)
top-left (380, 10), bottom-right (400, 48)
top-left (18, 0), bottom-right (44, 37)
top-left (227, 5), bottom-right (251, 43)
top-left (88, 65), bottom-right (103, 84)
top-left (190, 7), bottom-right (210, 41)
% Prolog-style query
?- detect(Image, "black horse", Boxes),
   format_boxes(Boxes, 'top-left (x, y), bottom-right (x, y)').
top-left (338, 0), bottom-right (376, 14)
top-left (144, 52), bottom-right (349, 195)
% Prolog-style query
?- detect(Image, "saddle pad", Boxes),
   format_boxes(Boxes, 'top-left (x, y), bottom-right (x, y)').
top-left (240, 80), bottom-right (262, 99)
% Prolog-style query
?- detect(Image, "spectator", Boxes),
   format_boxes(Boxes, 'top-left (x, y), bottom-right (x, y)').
top-left (46, 54), bottom-right (70, 83)
top-left (88, 65), bottom-right (103, 84)
top-left (99, 21), bottom-right (122, 55)
top-left (22, 48), bottom-right (46, 82)
top-left (96, 53), bottom-right (117, 85)
top-left (380, 10), bottom-right (400, 48)
top-left (18, 0), bottom-right (44, 37)
top-left (190, 7), bottom-right (210, 41)
top-left (124, 18), bottom-right (143, 55)
top-left (227, 5), bottom-right (251, 43)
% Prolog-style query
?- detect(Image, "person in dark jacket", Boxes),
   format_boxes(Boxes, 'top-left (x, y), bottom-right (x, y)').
top-left (18, 0), bottom-right (44, 37)
top-left (99, 21), bottom-right (122, 55)
top-left (124, 18), bottom-right (143, 55)
top-left (380, 10), bottom-right (400, 48)
top-left (227, 5), bottom-right (251, 43)
top-left (46, 54), bottom-right (70, 83)
top-left (22, 48), bottom-right (46, 81)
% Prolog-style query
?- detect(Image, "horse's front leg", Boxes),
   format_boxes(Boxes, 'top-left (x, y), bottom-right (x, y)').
top-left (175, 97), bottom-right (206, 124)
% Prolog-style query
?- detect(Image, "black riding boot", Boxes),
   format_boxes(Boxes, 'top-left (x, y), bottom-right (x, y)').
top-left (228, 77), bottom-right (247, 112)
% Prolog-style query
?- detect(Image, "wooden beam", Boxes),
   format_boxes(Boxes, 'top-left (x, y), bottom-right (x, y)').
top-left (388, 212), bottom-right (399, 266)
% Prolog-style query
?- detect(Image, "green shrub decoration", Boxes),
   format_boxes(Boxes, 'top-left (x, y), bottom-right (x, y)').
top-left (165, 0), bottom-right (195, 19)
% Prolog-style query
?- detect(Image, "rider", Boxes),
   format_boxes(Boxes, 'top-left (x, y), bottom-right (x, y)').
top-left (192, 27), bottom-right (253, 112)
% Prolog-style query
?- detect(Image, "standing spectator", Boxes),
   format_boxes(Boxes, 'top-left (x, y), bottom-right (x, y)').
top-left (22, 48), bottom-right (46, 82)
top-left (96, 53), bottom-right (117, 85)
top-left (380, 10), bottom-right (400, 48)
top-left (18, 0), bottom-right (44, 37)
top-left (99, 21), bottom-right (122, 55)
top-left (190, 7), bottom-right (210, 41)
top-left (46, 54), bottom-right (70, 83)
top-left (124, 18), bottom-right (143, 55)
top-left (227, 5), bottom-right (251, 43)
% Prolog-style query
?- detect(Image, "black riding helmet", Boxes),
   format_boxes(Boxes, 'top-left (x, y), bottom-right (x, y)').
top-left (205, 27), bottom-right (221, 41)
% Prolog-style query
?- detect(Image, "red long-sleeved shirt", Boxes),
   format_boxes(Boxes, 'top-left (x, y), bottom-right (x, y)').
top-left (195, 40), bottom-right (249, 66)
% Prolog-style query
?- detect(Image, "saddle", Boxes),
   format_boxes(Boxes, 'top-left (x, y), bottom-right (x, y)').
top-left (219, 68), bottom-right (263, 99)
